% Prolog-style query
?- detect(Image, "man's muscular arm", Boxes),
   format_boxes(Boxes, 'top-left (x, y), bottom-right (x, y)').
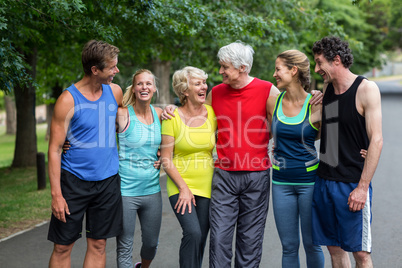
top-left (348, 80), bottom-right (383, 212)
top-left (111, 83), bottom-right (123, 107)
top-left (48, 91), bottom-right (74, 223)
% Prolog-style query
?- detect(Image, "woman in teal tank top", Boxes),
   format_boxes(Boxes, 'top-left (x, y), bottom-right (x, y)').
top-left (269, 50), bottom-right (325, 268)
top-left (116, 69), bottom-right (163, 268)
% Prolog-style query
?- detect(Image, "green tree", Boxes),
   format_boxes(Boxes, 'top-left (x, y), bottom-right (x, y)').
top-left (315, 0), bottom-right (384, 74)
top-left (3, 0), bottom-right (386, 169)
top-left (385, 0), bottom-right (402, 50)
top-left (1, 0), bottom-right (118, 167)
top-left (360, 0), bottom-right (401, 51)
top-left (109, 0), bottom-right (346, 101)
top-left (108, 0), bottom-right (293, 103)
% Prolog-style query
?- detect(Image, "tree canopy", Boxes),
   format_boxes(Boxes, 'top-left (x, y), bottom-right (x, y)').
top-left (0, 0), bottom-right (398, 167)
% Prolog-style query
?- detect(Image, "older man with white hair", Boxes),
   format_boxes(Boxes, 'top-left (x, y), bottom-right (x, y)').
top-left (206, 41), bottom-right (279, 267)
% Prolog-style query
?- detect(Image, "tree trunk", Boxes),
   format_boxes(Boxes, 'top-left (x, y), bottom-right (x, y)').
top-left (12, 47), bottom-right (38, 168)
top-left (46, 84), bottom-right (63, 140)
top-left (152, 59), bottom-right (172, 106)
top-left (4, 95), bottom-right (16, 135)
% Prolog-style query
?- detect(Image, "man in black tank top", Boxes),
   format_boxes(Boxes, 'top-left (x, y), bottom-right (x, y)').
top-left (311, 37), bottom-right (383, 267)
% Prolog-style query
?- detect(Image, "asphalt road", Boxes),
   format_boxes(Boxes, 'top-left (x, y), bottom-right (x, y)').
top-left (0, 78), bottom-right (401, 267)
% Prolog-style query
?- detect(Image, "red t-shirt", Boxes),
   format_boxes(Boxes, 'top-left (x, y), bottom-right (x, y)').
top-left (211, 78), bottom-right (272, 171)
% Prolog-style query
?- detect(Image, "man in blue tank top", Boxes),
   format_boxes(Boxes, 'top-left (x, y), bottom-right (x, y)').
top-left (47, 40), bottom-right (123, 267)
top-left (311, 36), bottom-right (383, 268)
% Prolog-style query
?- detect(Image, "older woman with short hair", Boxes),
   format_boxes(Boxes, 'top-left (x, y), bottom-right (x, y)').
top-left (161, 66), bottom-right (217, 268)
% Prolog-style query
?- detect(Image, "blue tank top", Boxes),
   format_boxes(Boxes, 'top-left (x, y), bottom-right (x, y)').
top-left (271, 92), bottom-right (319, 184)
top-left (61, 84), bottom-right (119, 181)
top-left (118, 105), bottom-right (161, 196)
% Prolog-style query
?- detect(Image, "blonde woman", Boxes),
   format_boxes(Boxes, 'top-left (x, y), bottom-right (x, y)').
top-left (116, 69), bottom-right (162, 268)
top-left (161, 66), bottom-right (217, 268)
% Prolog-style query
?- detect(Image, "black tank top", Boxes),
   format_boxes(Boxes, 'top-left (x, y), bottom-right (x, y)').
top-left (317, 76), bottom-right (369, 183)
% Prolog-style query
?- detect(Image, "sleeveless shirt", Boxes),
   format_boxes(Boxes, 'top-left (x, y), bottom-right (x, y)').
top-left (211, 78), bottom-right (272, 171)
top-left (271, 92), bottom-right (319, 184)
top-left (317, 76), bottom-right (369, 183)
top-left (118, 105), bottom-right (161, 197)
top-left (61, 84), bottom-right (119, 181)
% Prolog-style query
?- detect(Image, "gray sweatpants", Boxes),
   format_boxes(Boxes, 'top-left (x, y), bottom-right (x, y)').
top-left (116, 192), bottom-right (162, 268)
top-left (209, 168), bottom-right (270, 268)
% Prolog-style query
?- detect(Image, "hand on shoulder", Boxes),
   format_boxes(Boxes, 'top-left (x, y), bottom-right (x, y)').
top-left (309, 89), bottom-right (323, 105)
top-left (161, 105), bottom-right (178, 120)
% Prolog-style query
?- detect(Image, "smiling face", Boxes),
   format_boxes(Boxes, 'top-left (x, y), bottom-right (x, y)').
top-left (185, 77), bottom-right (208, 105)
top-left (273, 57), bottom-right (295, 89)
top-left (97, 57), bottom-right (119, 84)
top-left (132, 72), bottom-right (156, 102)
top-left (314, 53), bottom-right (334, 83)
top-left (219, 61), bottom-right (243, 86)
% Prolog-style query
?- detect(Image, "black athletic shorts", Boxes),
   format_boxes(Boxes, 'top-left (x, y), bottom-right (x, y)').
top-left (47, 169), bottom-right (123, 245)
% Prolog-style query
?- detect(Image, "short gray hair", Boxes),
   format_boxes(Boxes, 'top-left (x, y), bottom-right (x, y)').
top-left (217, 40), bottom-right (254, 73)
top-left (172, 66), bottom-right (208, 105)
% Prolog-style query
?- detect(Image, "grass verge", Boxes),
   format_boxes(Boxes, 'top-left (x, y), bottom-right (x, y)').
top-left (0, 166), bottom-right (51, 240)
top-left (0, 124), bottom-right (51, 240)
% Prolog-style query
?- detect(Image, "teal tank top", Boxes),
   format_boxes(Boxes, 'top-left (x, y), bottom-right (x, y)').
top-left (61, 84), bottom-right (119, 181)
top-left (271, 92), bottom-right (319, 184)
top-left (118, 105), bottom-right (161, 196)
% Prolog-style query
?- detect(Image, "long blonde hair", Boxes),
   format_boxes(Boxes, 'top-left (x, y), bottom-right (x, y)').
top-left (123, 69), bottom-right (158, 107)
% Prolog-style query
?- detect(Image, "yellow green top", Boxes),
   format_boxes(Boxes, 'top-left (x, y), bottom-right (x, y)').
top-left (161, 104), bottom-right (217, 198)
